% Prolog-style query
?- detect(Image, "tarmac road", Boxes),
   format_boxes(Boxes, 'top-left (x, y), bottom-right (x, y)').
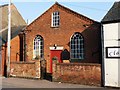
top-left (0, 77), bottom-right (119, 89)
top-left (1, 77), bottom-right (101, 88)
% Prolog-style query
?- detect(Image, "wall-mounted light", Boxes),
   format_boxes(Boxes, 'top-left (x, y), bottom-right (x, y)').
top-left (54, 44), bottom-right (57, 49)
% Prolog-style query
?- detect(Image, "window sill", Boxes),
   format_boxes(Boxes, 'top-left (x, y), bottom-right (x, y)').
top-left (51, 26), bottom-right (59, 28)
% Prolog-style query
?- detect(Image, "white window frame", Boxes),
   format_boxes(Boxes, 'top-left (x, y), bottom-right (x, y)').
top-left (33, 35), bottom-right (44, 59)
top-left (51, 11), bottom-right (60, 27)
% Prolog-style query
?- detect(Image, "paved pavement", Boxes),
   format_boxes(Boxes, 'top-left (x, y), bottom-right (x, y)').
top-left (0, 77), bottom-right (119, 89)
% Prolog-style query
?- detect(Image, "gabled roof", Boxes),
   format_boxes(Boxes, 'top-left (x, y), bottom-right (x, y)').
top-left (0, 4), bottom-right (27, 47)
top-left (101, 1), bottom-right (120, 24)
top-left (55, 2), bottom-right (95, 23)
top-left (26, 2), bottom-right (97, 29)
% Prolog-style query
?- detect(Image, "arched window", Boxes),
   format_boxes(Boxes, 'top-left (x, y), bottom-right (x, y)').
top-left (33, 35), bottom-right (44, 59)
top-left (70, 32), bottom-right (84, 60)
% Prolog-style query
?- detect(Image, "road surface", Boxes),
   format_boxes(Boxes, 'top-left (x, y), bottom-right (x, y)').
top-left (0, 77), bottom-right (119, 89)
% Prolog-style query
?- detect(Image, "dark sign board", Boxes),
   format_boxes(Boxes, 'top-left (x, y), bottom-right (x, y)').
top-left (106, 47), bottom-right (120, 58)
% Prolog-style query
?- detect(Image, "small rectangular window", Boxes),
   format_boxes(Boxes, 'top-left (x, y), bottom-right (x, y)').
top-left (52, 11), bottom-right (60, 27)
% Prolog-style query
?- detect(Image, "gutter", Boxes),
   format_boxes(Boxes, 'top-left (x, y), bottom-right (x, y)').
top-left (101, 23), bottom-right (105, 87)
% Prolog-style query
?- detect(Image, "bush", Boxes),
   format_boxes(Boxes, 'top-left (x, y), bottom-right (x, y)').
top-left (70, 58), bottom-right (81, 63)
top-left (52, 56), bottom-right (58, 60)
top-left (35, 55), bottom-right (40, 60)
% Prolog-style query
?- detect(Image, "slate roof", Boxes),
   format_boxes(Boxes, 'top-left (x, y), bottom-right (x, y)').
top-left (0, 4), bottom-right (27, 47)
top-left (101, 1), bottom-right (120, 24)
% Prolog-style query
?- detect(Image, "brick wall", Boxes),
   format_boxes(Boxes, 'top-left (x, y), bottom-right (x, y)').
top-left (10, 60), bottom-right (41, 79)
top-left (11, 35), bottom-right (20, 62)
top-left (52, 62), bottom-right (101, 86)
top-left (1, 44), bottom-right (7, 76)
top-left (1, 35), bottom-right (21, 76)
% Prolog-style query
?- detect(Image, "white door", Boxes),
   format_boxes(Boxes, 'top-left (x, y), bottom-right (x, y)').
top-left (105, 59), bottom-right (119, 87)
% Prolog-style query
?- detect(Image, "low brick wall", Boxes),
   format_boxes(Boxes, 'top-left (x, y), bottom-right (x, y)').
top-left (52, 63), bottom-right (101, 86)
top-left (10, 60), bottom-right (41, 79)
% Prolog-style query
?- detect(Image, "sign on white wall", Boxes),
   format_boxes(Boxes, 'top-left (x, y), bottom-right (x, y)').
top-left (106, 47), bottom-right (120, 58)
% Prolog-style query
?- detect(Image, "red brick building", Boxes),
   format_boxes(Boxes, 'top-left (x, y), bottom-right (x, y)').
top-left (25, 2), bottom-right (102, 73)
top-left (0, 4), bottom-right (26, 76)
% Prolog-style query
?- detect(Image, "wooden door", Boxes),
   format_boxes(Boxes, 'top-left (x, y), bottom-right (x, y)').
top-left (50, 50), bottom-right (62, 73)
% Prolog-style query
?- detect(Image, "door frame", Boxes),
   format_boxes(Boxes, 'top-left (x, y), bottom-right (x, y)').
top-left (49, 46), bottom-right (63, 73)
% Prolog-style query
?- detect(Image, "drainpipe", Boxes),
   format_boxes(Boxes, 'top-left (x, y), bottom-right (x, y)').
top-left (21, 26), bottom-right (27, 62)
top-left (23, 32), bottom-right (26, 62)
top-left (101, 23), bottom-right (105, 87)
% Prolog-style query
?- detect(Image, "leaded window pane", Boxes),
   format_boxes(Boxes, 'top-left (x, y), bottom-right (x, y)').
top-left (33, 35), bottom-right (44, 59)
top-left (70, 33), bottom-right (84, 60)
top-left (52, 11), bottom-right (60, 27)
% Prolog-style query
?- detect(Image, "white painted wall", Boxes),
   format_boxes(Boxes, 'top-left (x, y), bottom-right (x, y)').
top-left (103, 23), bottom-right (120, 87)
top-left (104, 23), bottom-right (119, 40)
